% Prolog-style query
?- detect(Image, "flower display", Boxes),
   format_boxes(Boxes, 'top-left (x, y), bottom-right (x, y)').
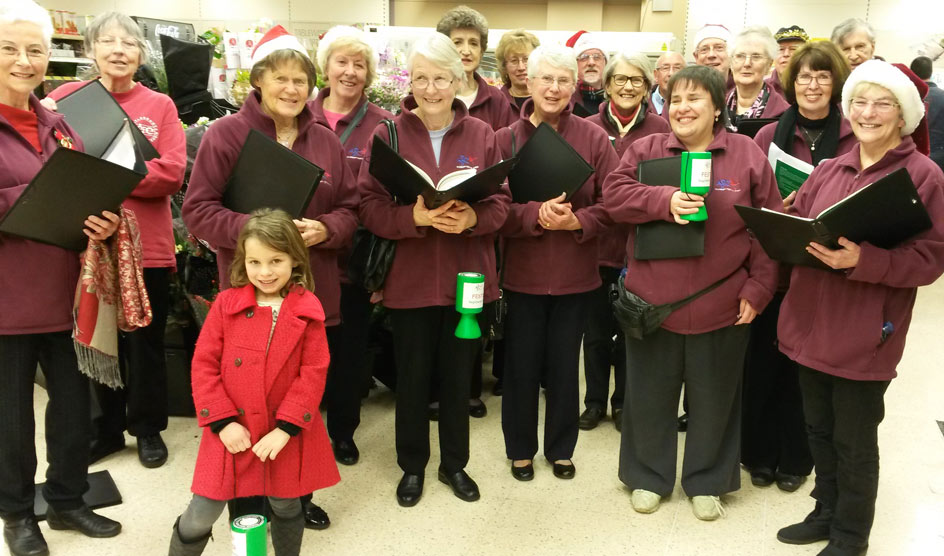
top-left (366, 46), bottom-right (410, 113)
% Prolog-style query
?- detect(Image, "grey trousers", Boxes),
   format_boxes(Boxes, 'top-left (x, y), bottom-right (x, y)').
top-left (618, 324), bottom-right (749, 497)
top-left (178, 494), bottom-right (301, 542)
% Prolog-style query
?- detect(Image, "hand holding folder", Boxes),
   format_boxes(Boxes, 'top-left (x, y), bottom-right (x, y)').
top-left (633, 155), bottom-right (706, 260)
top-left (735, 167), bottom-right (932, 270)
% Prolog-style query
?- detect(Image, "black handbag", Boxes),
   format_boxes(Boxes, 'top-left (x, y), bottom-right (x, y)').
top-left (347, 119), bottom-right (398, 291)
top-left (613, 269), bottom-right (737, 340)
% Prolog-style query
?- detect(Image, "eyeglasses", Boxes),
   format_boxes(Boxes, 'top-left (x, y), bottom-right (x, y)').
top-left (411, 76), bottom-right (454, 90)
top-left (732, 53), bottom-right (768, 65)
top-left (536, 75), bottom-right (575, 89)
top-left (850, 98), bottom-right (899, 113)
top-left (611, 74), bottom-right (645, 88)
top-left (506, 56), bottom-right (528, 68)
top-left (0, 44), bottom-right (47, 59)
top-left (96, 36), bottom-right (139, 51)
top-left (577, 53), bottom-right (605, 63)
top-left (696, 44), bottom-right (727, 56)
top-left (795, 73), bottom-right (833, 86)
top-left (657, 64), bottom-right (684, 73)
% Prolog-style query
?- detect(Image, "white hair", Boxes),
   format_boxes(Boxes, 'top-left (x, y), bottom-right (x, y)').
top-left (85, 12), bottom-right (149, 67)
top-left (731, 26), bottom-right (778, 61)
top-left (604, 51), bottom-right (654, 88)
top-left (0, 0), bottom-right (54, 47)
top-left (831, 18), bottom-right (875, 45)
top-left (527, 44), bottom-right (578, 82)
top-left (407, 32), bottom-right (465, 84)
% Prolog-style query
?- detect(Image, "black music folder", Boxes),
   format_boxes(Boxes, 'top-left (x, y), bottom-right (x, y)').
top-left (0, 121), bottom-right (146, 251)
top-left (368, 138), bottom-right (515, 209)
top-left (507, 122), bottom-right (594, 203)
top-left (56, 79), bottom-right (160, 161)
top-left (222, 129), bottom-right (324, 219)
top-left (733, 118), bottom-right (778, 139)
top-left (633, 155), bottom-right (706, 260)
top-left (735, 167), bottom-right (932, 270)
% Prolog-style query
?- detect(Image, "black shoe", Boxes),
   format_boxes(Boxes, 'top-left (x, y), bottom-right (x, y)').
top-left (492, 378), bottom-right (503, 396)
top-left (552, 460), bottom-right (576, 479)
top-left (578, 407), bottom-right (604, 430)
top-left (396, 473), bottom-right (424, 507)
top-left (437, 469), bottom-right (480, 502)
top-left (677, 413), bottom-right (689, 432)
top-left (428, 403), bottom-right (439, 422)
top-left (777, 502), bottom-right (833, 545)
top-left (88, 435), bottom-right (124, 465)
top-left (817, 538), bottom-right (868, 556)
top-left (303, 502), bottom-right (330, 530)
top-left (613, 408), bottom-right (623, 432)
top-left (137, 434), bottom-right (168, 469)
top-left (469, 399), bottom-right (487, 418)
top-left (2, 514), bottom-right (48, 556)
top-left (775, 472), bottom-right (807, 493)
top-left (333, 439), bottom-right (360, 466)
top-left (746, 465), bottom-right (775, 487)
top-left (510, 461), bottom-right (534, 482)
top-left (45, 505), bottom-right (121, 538)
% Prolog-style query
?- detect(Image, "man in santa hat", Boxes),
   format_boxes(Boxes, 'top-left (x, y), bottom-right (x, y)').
top-left (567, 31), bottom-right (608, 117)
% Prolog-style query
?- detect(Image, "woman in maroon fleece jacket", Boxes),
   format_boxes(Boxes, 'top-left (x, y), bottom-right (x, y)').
top-left (495, 44), bottom-right (617, 483)
top-left (581, 51), bottom-right (669, 432)
top-left (358, 33), bottom-right (510, 508)
top-left (726, 27), bottom-right (790, 130)
top-left (0, 4), bottom-right (122, 553)
top-left (45, 11), bottom-right (187, 471)
top-left (775, 61), bottom-right (944, 556)
top-left (603, 65), bottom-right (781, 520)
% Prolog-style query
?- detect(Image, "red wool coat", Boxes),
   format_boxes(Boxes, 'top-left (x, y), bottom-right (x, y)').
top-left (190, 284), bottom-right (340, 500)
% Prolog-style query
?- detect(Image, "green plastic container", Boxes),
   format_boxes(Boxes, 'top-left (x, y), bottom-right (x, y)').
top-left (680, 151), bottom-right (712, 221)
top-left (232, 514), bottom-right (267, 556)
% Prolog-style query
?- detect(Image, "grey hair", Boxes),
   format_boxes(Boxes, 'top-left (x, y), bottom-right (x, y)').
top-left (85, 12), bottom-right (149, 67)
top-left (604, 51), bottom-right (654, 90)
top-left (831, 18), bottom-right (875, 45)
top-left (731, 26), bottom-right (778, 61)
top-left (527, 44), bottom-right (578, 82)
top-left (435, 5), bottom-right (488, 47)
top-left (407, 33), bottom-right (466, 85)
top-left (0, 0), bottom-right (54, 47)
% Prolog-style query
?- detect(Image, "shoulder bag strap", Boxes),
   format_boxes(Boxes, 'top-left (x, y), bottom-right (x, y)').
top-left (381, 118), bottom-right (398, 153)
top-left (338, 100), bottom-right (371, 145)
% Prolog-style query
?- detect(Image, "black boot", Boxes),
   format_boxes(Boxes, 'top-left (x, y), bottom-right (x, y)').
top-left (270, 511), bottom-right (304, 556)
top-left (168, 517), bottom-right (210, 556)
top-left (777, 502), bottom-right (833, 544)
top-left (2, 513), bottom-right (48, 556)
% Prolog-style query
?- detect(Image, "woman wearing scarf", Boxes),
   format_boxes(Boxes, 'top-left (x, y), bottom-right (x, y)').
top-left (745, 40), bottom-right (856, 494)
top-left (580, 51), bottom-right (668, 431)
top-left (727, 26), bottom-right (790, 129)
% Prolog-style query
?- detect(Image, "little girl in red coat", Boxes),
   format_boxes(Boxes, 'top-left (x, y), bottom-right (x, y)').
top-left (169, 209), bottom-right (339, 555)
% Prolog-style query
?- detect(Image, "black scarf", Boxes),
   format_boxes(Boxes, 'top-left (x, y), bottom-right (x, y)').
top-left (772, 104), bottom-right (842, 165)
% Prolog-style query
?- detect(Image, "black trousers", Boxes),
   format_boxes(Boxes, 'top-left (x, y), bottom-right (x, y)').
top-left (389, 306), bottom-right (478, 474)
top-left (94, 267), bottom-right (170, 439)
top-left (582, 266), bottom-right (625, 412)
top-left (619, 324), bottom-right (749, 497)
top-left (741, 293), bottom-right (813, 475)
top-left (0, 332), bottom-right (90, 515)
top-left (502, 291), bottom-right (590, 461)
top-left (324, 283), bottom-right (373, 442)
top-left (798, 366), bottom-right (889, 547)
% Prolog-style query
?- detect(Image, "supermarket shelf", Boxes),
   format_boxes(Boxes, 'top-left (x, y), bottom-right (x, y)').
top-left (52, 34), bottom-right (84, 40)
top-left (44, 76), bottom-right (80, 81)
top-left (49, 57), bottom-right (93, 64)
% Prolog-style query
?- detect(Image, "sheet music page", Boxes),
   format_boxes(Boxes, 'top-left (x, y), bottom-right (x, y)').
top-left (101, 119), bottom-right (137, 170)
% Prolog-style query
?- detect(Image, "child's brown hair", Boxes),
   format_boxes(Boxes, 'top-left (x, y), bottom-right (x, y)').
top-left (229, 208), bottom-right (315, 295)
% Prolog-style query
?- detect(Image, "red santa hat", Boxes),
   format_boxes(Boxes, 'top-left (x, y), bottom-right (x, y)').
top-left (842, 60), bottom-right (926, 140)
top-left (250, 25), bottom-right (310, 68)
top-left (567, 30), bottom-right (608, 61)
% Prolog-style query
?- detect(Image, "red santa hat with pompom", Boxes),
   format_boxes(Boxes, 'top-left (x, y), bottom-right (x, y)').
top-left (250, 25), bottom-right (310, 68)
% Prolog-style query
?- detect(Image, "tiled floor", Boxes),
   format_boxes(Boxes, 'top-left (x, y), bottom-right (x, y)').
top-left (19, 281), bottom-right (944, 556)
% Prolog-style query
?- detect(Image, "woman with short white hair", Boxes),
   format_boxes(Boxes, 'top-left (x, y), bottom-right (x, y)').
top-left (358, 32), bottom-right (510, 507)
top-left (0, 2), bottom-right (122, 554)
top-left (727, 26), bottom-right (790, 127)
top-left (495, 44), bottom-right (618, 482)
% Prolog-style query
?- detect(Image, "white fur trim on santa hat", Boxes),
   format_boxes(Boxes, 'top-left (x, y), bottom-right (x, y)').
top-left (250, 25), bottom-right (310, 68)
top-left (573, 32), bottom-right (608, 60)
top-left (694, 24), bottom-right (732, 49)
top-left (841, 59), bottom-right (925, 136)
top-left (316, 25), bottom-right (379, 74)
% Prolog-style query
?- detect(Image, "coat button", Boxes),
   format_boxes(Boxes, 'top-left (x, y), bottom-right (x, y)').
top-left (237, 408), bottom-right (245, 416)
top-left (246, 310), bottom-right (253, 318)
top-left (200, 409), bottom-right (209, 417)
top-left (234, 357), bottom-right (242, 367)
top-left (303, 412), bottom-right (312, 422)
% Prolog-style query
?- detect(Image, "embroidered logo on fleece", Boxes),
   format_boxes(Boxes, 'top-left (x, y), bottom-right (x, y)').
top-left (456, 154), bottom-right (478, 169)
top-left (347, 146), bottom-right (366, 160)
top-left (714, 178), bottom-right (741, 192)
top-left (134, 116), bottom-right (159, 142)
top-left (54, 130), bottom-right (74, 149)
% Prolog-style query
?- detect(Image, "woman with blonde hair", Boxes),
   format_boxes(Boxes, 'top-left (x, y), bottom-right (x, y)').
top-left (495, 28), bottom-right (540, 111)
